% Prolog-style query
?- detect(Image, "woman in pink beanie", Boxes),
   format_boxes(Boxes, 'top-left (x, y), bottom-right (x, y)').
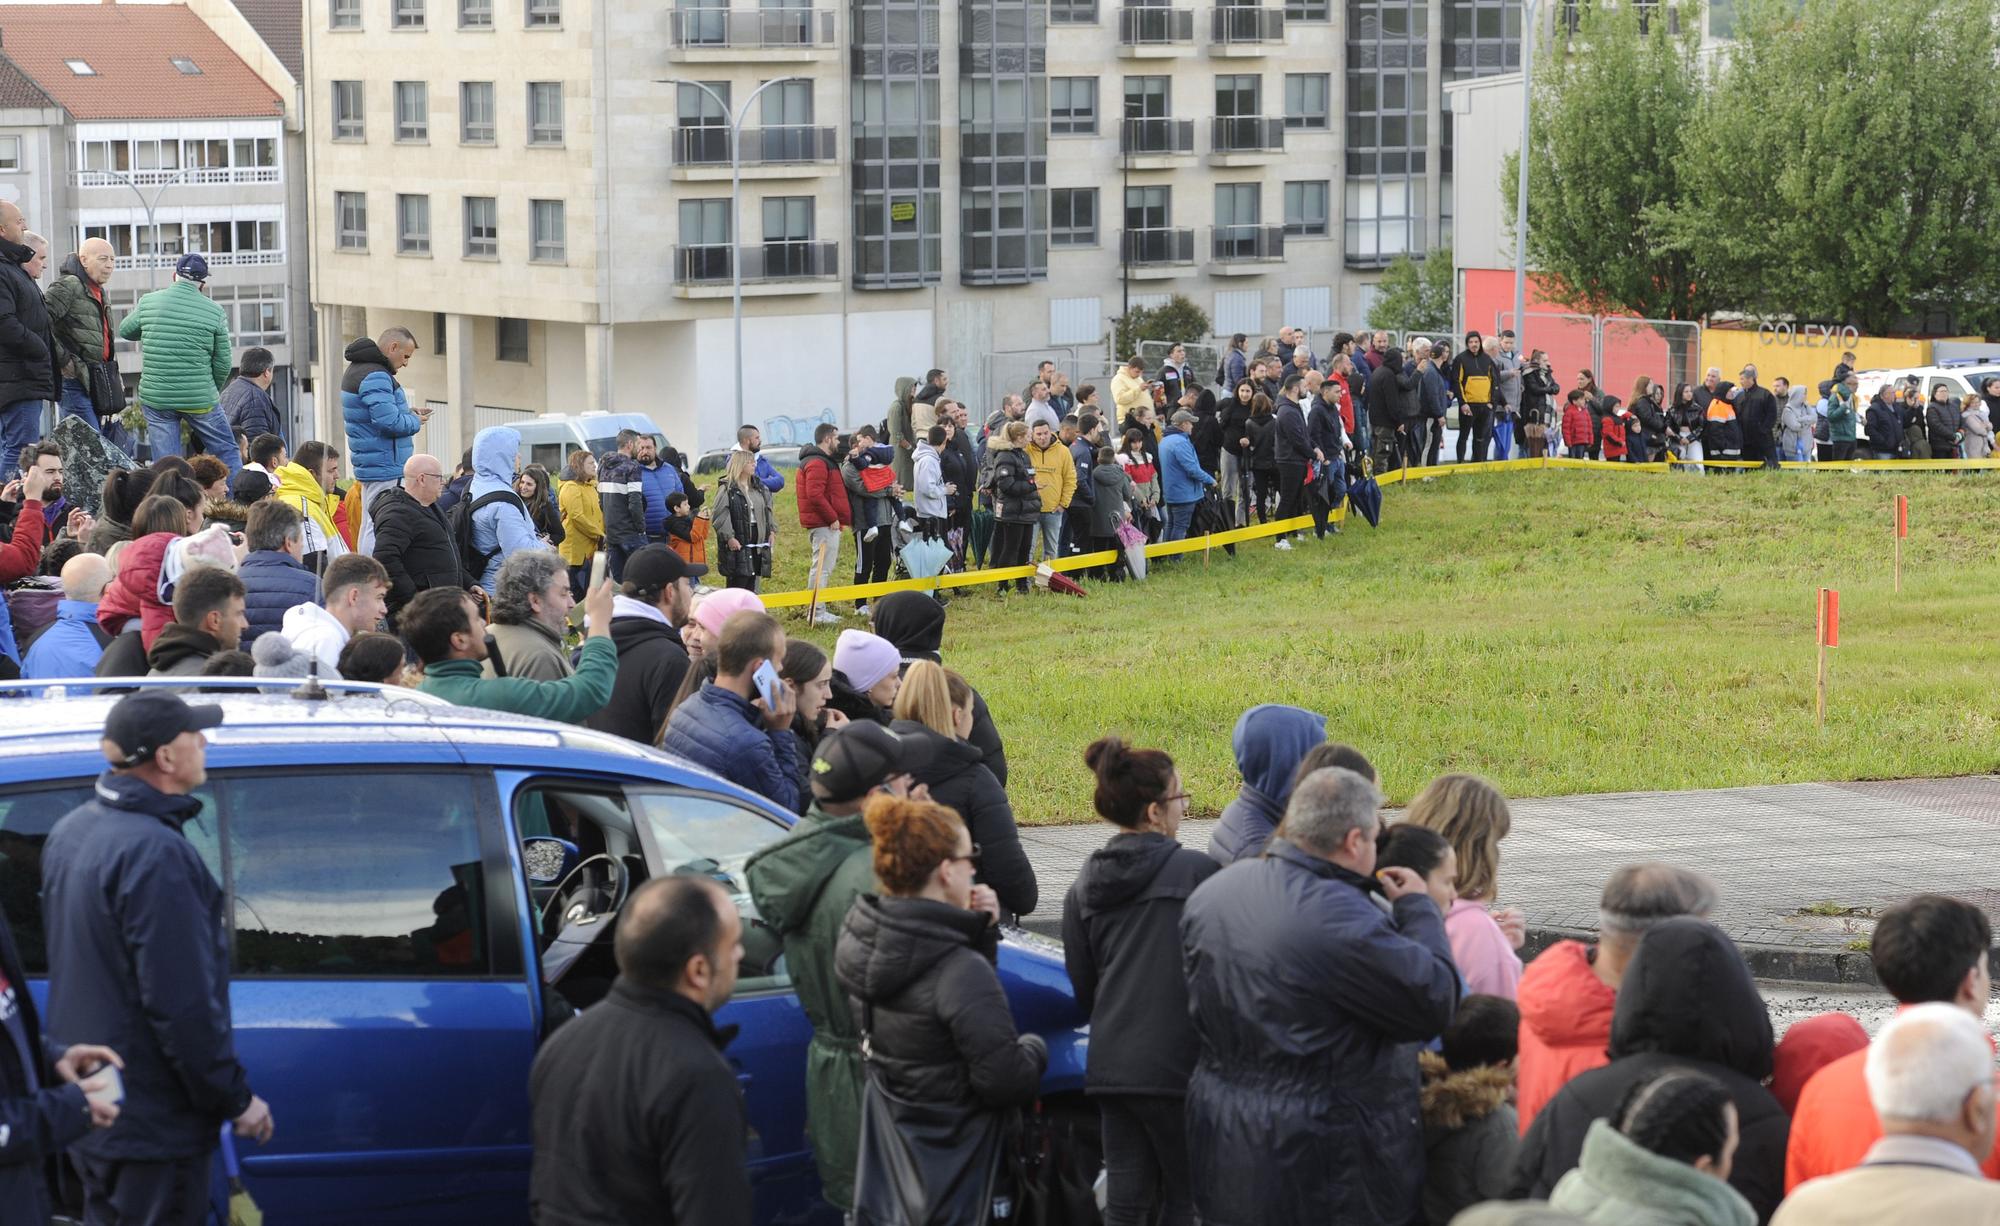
top-left (683, 588), bottom-right (765, 661)
top-left (829, 628), bottom-right (901, 725)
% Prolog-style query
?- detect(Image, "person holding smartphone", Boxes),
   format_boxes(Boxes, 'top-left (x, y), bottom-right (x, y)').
top-left (660, 609), bottom-right (799, 811)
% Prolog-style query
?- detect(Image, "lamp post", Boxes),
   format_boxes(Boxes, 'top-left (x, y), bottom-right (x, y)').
top-left (658, 74), bottom-right (809, 433)
top-left (89, 165), bottom-right (201, 293)
top-left (1511, 0), bottom-right (1539, 343)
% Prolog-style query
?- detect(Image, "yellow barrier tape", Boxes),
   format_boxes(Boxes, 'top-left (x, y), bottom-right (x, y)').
top-left (754, 454), bottom-right (1994, 608)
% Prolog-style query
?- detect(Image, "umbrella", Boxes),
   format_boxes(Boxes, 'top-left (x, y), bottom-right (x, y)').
top-left (1115, 520), bottom-right (1148, 581)
top-left (899, 534), bottom-right (952, 580)
top-left (1034, 563), bottom-right (1087, 597)
top-left (1192, 488), bottom-right (1237, 556)
top-left (1346, 455), bottom-right (1383, 528)
top-left (969, 508), bottom-right (996, 568)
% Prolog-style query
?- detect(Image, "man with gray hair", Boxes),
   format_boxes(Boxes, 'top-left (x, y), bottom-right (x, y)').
top-left (1774, 1003), bottom-right (2000, 1224)
top-left (1516, 862), bottom-right (1719, 1128)
top-left (484, 548), bottom-right (575, 681)
top-left (1180, 767), bottom-right (1459, 1224)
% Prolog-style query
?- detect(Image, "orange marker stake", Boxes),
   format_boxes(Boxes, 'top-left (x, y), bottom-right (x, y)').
top-left (1816, 587), bottom-right (1840, 726)
top-left (1893, 494), bottom-right (1908, 593)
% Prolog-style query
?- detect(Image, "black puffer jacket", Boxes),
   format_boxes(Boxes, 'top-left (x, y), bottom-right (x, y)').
top-left (369, 485), bottom-right (464, 619)
top-left (834, 895), bottom-right (1046, 1109)
top-left (827, 669), bottom-right (891, 726)
top-left (1864, 394), bottom-right (1903, 455)
top-left (1509, 918), bottom-right (1786, 1223)
top-left (0, 236), bottom-right (58, 405)
top-left (869, 591), bottom-right (1008, 786)
top-left (985, 440), bottom-right (1040, 524)
top-left (1061, 831), bottom-right (1218, 1096)
top-left (889, 720), bottom-right (1037, 919)
top-left (1365, 349), bottom-right (1412, 433)
top-left (583, 614), bottom-right (688, 744)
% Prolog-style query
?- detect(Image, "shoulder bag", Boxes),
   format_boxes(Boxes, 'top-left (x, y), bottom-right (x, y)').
top-left (852, 1003), bottom-right (1014, 1226)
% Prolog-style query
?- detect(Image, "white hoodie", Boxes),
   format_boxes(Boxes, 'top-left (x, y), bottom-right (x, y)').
top-left (281, 601), bottom-right (350, 678)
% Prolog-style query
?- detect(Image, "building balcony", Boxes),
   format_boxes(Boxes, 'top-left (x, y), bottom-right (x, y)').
top-left (1118, 117), bottom-right (1195, 169)
top-left (1209, 224), bottom-right (1283, 273)
top-left (1116, 5), bottom-right (1194, 55)
top-left (75, 166), bottom-right (281, 189)
top-left (114, 249), bottom-right (286, 271)
top-left (1120, 227), bottom-right (1195, 278)
top-left (1208, 4), bottom-right (1284, 52)
top-left (1208, 115), bottom-right (1285, 164)
top-left (671, 241), bottom-right (840, 297)
top-left (665, 8), bottom-right (837, 60)
top-left (670, 125), bottom-right (839, 179)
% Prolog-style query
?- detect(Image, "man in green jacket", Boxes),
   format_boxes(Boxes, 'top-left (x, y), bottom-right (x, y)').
top-left (743, 722), bottom-right (933, 1213)
top-left (406, 578), bottom-right (618, 723)
top-left (117, 254), bottom-right (237, 482)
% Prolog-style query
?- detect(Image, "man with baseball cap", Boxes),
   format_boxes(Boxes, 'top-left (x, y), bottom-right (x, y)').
top-left (586, 544), bottom-right (706, 744)
top-left (744, 722), bottom-right (932, 1214)
top-left (41, 692), bottom-right (273, 1224)
top-left (118, 251), bottom-right (240, 484)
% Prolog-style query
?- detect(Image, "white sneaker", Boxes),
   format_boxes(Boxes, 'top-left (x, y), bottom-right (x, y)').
top-left (1274, 538), bottom-right (1293, 551)
top-left (862, 526), bottom-right (880, 542)
top-left (812, 609), bottom-right (841, 626)
top-left (852, 602), bottom-right (870, 619)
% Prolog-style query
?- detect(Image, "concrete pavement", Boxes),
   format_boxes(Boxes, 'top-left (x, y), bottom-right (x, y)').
top-left (1016, 776), bottom-right (2000, 986)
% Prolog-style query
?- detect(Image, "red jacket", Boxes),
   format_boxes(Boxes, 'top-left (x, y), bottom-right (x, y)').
top-left (0, 498), bottom-right (44, 583)
top-left (796, 448), bottom-right (851, 529)
top-left (1560, 401), bottom-right (1596, 448)
top-left (1515, 940), bottom-right (1616, 1134)
top-left (96, 531), bottom-right (177, 650)
top-left (1601, 412), bottom-right (1629, 459)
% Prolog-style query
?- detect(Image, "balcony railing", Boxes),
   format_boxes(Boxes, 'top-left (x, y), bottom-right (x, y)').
top-left (1119, 117), bottom-right (1195, 156)
top-left (116, 250), bottom-right (286, 270)
top-left (75, 167), bottom-right (280, 188)
top-left (1210, 224), bottom-right (1284, 262)
top-left (1209, 4), bottom-right (1284, 43)
top-left (1117, 4), bottom-right (1194, 43)
top-left (1121, 227), bottom-right (1195, 265)
top-left (672, 241), bottom-right (840, 284)
top-left (673, 125), bottom-right (839, 166)
top-left (667, 8), bottom-right (836, 48)
top-left (1210, 115), bottom-right (1286, 153)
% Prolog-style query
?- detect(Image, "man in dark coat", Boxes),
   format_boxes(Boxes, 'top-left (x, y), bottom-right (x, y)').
top-left (1365, 346), bottom-right (1414, 473)
top-left (218, 347), bottom-right (282, 443)
top-left (1864, 387), bottom-right (1904, 459)
top-left (0, 201), bottom-right (59, 477)
top-left (369, 453), bottom-right (463, 623)
top-left (1182, 766), bottom-right (1458, 1225)
top-left (1732, 365), bottom-right (1780, 469)
top-left (529, 875), bottom-right (752, 1226)
top-left (41, 692), bottom-right (273, 1224)
top-left (1510, 917), bottom-right (1786, 1221)
top-left (237, 500), bottom-right (320, 643)
top-left (585, 546), bottom-right (700, 744)
top-left (868, 590), bottom-right (1007, 784)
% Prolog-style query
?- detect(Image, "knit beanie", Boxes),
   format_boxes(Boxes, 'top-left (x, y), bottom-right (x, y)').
top-left (690, 588), bottom-right (765, 641)
top-left (833, 629), bottom-right (900, 694)
top-left (252, 631), bottom-right (321, 679)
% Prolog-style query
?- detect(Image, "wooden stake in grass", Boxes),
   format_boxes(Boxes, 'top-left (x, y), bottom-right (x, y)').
top-left (1816, 587), bottom-right (1840, 726)
top-left (1893, 493), bottom-right (1908, 593)
top-left (805, 539), bottom-right (828, 623)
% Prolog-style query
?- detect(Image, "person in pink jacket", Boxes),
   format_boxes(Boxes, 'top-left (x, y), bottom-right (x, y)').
top-left (1405, 774), bottom-right (1525, 998)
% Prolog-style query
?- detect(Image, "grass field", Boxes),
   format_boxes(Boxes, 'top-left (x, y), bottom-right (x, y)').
top-left (750, 469), bottom-right (2000, 825)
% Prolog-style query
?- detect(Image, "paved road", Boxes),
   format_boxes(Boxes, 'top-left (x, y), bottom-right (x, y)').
top-left (1017, 776), bottom-right (2000, 986)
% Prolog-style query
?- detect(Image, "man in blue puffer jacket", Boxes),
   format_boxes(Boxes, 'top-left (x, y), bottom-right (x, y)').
top-left (469, 425), bottom-right (538, 594)
top-left (341, 327), bottom-right (427, 553)
top-left (1207, 703), bottom-right (1327, 865)
top-left (633, 434), bottom-right (683, 542)
top-left (659, 610), bottom-right (798, 811)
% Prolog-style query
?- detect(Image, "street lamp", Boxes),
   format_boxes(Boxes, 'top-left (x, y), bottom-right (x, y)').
top-left (657, 74), bottom-right (809, 433)
top-left (1511, 0), bottom-right (1539, 343)
top-left (88, 164), bottom-right (201, 293)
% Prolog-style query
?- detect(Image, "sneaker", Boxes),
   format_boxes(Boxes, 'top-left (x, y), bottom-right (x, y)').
top-left (862, 526), bottom-right (880, 542)
top-left (852, 603), bottom-right (870, 619)
top-left (812, 609), bottom-right (841, 626)
top-left (1274, 538), bottom-right (1293, 551)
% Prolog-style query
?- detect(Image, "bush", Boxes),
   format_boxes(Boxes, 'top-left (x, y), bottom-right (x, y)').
top-left (1114, 294), bottom-right (1213, 363)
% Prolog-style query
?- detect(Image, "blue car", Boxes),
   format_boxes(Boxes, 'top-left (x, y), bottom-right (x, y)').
top-left (0, 680), bottom-right (1088, 1225)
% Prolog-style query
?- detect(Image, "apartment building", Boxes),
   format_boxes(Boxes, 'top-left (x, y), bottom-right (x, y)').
top-left (305, 0), bottom-right (1517, 458)
top-left (0, 3), bottom-right (313, 437)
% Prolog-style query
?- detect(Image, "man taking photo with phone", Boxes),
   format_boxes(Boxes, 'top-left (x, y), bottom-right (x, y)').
top-left (660, 610), bottom-right (799, 811)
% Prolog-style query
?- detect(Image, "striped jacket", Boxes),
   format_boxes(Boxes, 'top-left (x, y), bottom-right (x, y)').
top-left (597, 450), bottom-right (648, 550)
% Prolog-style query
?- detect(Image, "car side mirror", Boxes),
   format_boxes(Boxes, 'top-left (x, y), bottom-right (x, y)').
top-left (522, 836), bottom-right (579, 886)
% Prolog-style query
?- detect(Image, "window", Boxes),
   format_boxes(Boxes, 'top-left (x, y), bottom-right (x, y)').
top-left (330, 0), bottom-right (361, 27)
top-left (398, 194), bottom-right (432, 254)
top-left (677, 198), bottom-right (731, 280)
top-left (1049, 0), bottom-right (1096, 21)
top-left (525, 0), bottom-right (560, 26)
top-left (233, 137), bottom-right (278, 169)
top-left (530, 198), bottom-right (565, 262)
top-left (463, 196), bottom-right (498, 258)
top-left (65, 59), bottom-right (94, 76)
top-left (434, 312), bottom-right (449, 356)
top-left (527, 82), bottom-right (564, 145)
top-left (394, 0), bottom-right (426, 25)
top-left (1286, 0), bottom-right (1328, 18)
top-left (0, 137), bottom-right (19, 172)
top-left (677, 81), bottom-right (731, 164)
top-left (170, 57), bottom-right (203, 75)
top-left (0, 783), bottom-right (100, 971)
top-left (460, 82), bottom-right (496, 143)
top-left (332, 81), bottom-right (365, 141)
top-left (1050, 77), bottom-right (1096, 135)
top-left (394, 81), bottom-right (429, 142)
top-left (1284, 180), bottom-right (1328, 236)
top-left (1284, 73), bottom-right (1328, 129)
top-left (459, 0), bottom-right (492, 24)
top-left (335, 191), bottom-right (367, 249)
top-left (496, 317), bottom-right (530, 362)
top-left (1051, 187), bottom-right (1096, 246)
top-left (629, 790), bottom-right (796, 993)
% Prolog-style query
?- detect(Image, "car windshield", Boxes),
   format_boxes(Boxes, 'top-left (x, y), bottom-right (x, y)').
top-left (631, 790), bottom-right (787, 895)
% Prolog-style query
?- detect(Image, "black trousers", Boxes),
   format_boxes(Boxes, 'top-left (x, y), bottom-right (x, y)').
top-left (1089, 533), bottom-right (1124, 581)
top-left (1250, 469), bottom-right (1279, 523)
top-left (853, 526), bottom-right (892, 590)
top-left (75, 1152), bottom-right (213, 1226)
top-left (1064, 503), bottom-right (1093, 555)
top-left (991, 519), bottom-right (1034, 591)
top-left (1100, 1096), bottom-right (1194, 1226)
top-left (1831, 440), bottom-right (1856, 461)
top-left (1275, 460), bottom-right (1308, 539)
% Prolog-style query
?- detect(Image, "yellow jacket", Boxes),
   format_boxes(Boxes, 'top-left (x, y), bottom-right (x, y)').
top-left (1111, 370), bottom-right (1152, 419)
top-left (1026, 439), bottom-right (1076, 511)
top-left (557, 478), bottom-right (603, 566)
top-left (272, 461), bottom-right (341, 549)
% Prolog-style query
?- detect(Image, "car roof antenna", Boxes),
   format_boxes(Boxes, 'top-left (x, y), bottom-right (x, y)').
top-left (292, 655), bottom-right (330, 702)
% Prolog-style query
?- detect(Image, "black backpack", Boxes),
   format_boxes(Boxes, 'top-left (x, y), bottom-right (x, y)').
top-left (448, 489), bottom-right (528, 579)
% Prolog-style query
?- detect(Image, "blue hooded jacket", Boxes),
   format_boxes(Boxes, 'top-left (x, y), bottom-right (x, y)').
top-left (1206, 704), bottom-right (1327, 865)
top-left (339, 337), bottom-right (422, 482)
top-left (22, 598), bottom-right (107, 678)
top-left (469, 426), bottom-right (538, 593)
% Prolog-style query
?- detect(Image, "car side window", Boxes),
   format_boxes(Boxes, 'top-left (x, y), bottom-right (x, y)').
top-left (219, 771), bottom-right (494, 977)
top-left (628, 790), bottom-right (792, 993)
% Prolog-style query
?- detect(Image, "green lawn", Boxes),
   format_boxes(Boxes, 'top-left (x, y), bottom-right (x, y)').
top-left (753, 470), bottom-right (2000, 825)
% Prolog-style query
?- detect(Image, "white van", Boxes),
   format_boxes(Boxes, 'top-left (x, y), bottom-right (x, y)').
top-left (1851, 360), bottom-right (2000, 406)
top-left (508, 412), bottom-right (673, 476)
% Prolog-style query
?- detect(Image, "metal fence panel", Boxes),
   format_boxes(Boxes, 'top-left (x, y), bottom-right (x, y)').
top-left (1602, 318), bottom-right (1702, 404)
top-left (1499, 310), bottom-right (1598, 393)
top-left (984, 345), bottom-right (1078, 414)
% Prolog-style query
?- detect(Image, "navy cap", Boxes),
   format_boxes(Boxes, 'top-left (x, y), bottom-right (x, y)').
top-left (103, 691), bottom-right (223, 766)
top-left (174, 253), bottom-right (211, 282)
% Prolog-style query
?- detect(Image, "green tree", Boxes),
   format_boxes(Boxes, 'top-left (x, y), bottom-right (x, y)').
top-left (1367, 245), bottom-right (1455, 335)
top-left (1114, 293), bottom-right (1211, 360)
top-left (1650, 0), bottom-right (2000, 334)
top-left (1500, 0), bottom-right (1710, 320)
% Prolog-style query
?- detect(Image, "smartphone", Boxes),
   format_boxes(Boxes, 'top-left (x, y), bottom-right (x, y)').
top-left (752, 659), bottom-right (784, 709)
top-left (83, 1065), bottom-right (124, 1106)
top-left (588, 549), bottom-right (607, 593)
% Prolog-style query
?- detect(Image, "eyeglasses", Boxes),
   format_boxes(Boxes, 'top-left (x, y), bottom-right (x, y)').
top-left (947, 844), bottom-right (982, 866)
top-left (1160, 793), bottom-right (1190, 805)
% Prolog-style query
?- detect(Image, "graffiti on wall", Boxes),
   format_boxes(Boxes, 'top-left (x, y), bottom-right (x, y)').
top-left (762, 409), bottom-right (839, 446)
